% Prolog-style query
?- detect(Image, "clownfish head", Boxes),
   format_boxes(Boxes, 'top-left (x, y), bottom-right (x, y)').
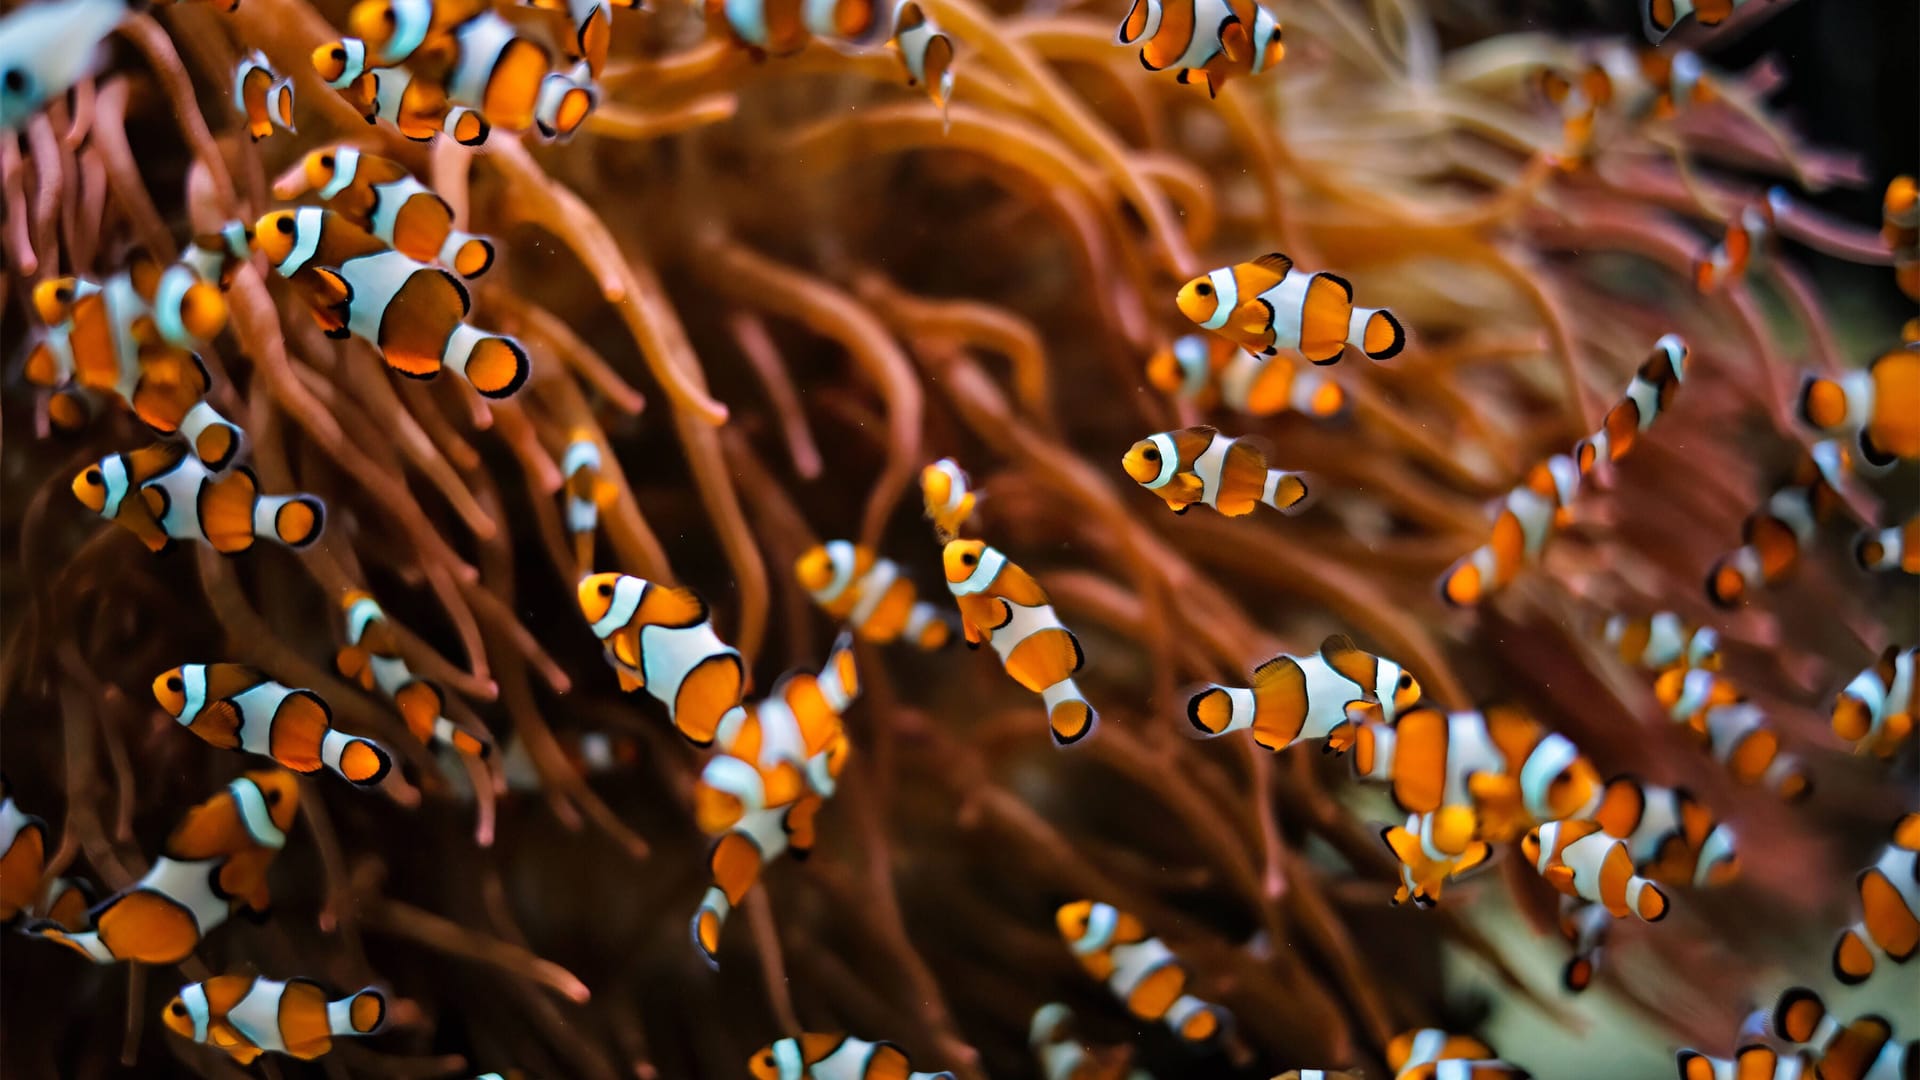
top-left (71, 460), bottom-right (114, 514)
top-left (1054, 900), bottom-right (1097, 945)
top-left (746, 1042), bottom-right (786, 1080)
top-left (300, 148), bottom-right (344, 194)
top-left (312, 40), bottom-right (367, 87)
top-left (794, 543), bottom-right (867, 598)
top-left (1519, 826), bottom-right (1546, 868)
top-left (252, 211), bottom-right (302, 267)
top-left (1120, 436), bottom-right (1172, 487)
top-left (152, 667), bottom-right (192, 719)
top-left (1386, 665), bottom-right (1423, 718)
top-left (941, 539), bottom-right (990, 585)
top-left (31, 277), bottom-right (81, 325)
top-left (1797, 374), bottom-right (1853, 432)
top-left (345, 1), bottom-right (406, 53)
top-left (1537, 754), bottom-right (1602, 822)
top-left (1144, 343), bottom-right (1187, 396)
top-left (575, 572), bottom-right (628, 629)
top-left (1175, 273), bottom-right (1225, 329)
top-left (160, 993), bottom-right (198, 1043)
top-left (243, 767), bottom-right (302, 833)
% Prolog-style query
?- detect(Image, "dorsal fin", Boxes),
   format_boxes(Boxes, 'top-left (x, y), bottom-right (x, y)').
top-left (1252, 252), bottom-right (1293, 274)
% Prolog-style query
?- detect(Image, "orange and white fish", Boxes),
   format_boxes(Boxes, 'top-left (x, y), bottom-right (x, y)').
top-left (1856, 515), bottom-right (1919, 575)
top-left (345, 0), bottom-right (486, 65)
top-left (0, 0), bottom-right (131, 135)
top-left (1831, 646), bottom-right (1916, 760)
top-left (1769, 986), bottom-right (1915, 1080)
top-left (1694, 192), bottom-right (1785, 294)
top-left (153, 665), bottom-right (392, 786)
top-left (1653, 668), bottom-right (1810, 800)
top-left (1887, 176), bottom-right (1918, 301)
top-left (889, 1), bottom-right (955, 111)
top-left (162, 976), bottom-right (386, 1064)
top-left (575, 572), bottom-right (746, 745)
top-left (692, 799), bottom-right (816, 966)
top-left (1675, 1045), bottom-right (1813, 1080)
top-left (313, 43), bottom-right (491, 145)
top-left (1556, 895), bottom-right (1613, 992)
top-left (1387, 1028), bottom-right (1531, 1080)
top-left (1145, 334), bottom-right (1346, 420)
top-left (232, 50), bottom-right (295, 141)
top-left (1532, 61), bottom-right (1612, 163)
top-left (921, 458), bottom-right (976, 542)
top-left (1706, 440), bottom-right (1853, 606)
top-left (336, 592), bottom-right (489, 759)
top-left (1573, 334), bottom-right (1689, 478)
top-left (1602, 611), bottom-right (1722, 672)
top-left (795, 541), bottom-right (950, 650)
top-left (1, 776), bottom-right (49, 926)
top-left (1380, 813), bottom-right (1495, 908)
top-left (1187, 634), bottom-right (1421, 754)
top-left (253, 208), bottom-right (529, 397)
top-left (500, 729), bottom-right (639, 792)
top-left (944, 540), bottom-right (1097, 745)
top-left (1642, 0), bottom-right (1762, 44)
top-left (73, 447), bottom-right (325, 554)
top-left (1591, 776), bottom-right (1738, 888)
top-left (1437, 454), bottom-right (1582, 607)
top-left (696, 633), bottom-right (857, 836)
top-left (1830, 812), bottom-right (1920, 986)
top-left (1121, 426), bottom-right (1310, 517)
top-left (747, 1034), bottom-right (957, 1080)
top-left (1029, 1003), bottom-right (1138, 1080)
top-left (1055, 901), bottom-right (1229, 1044)
top-left (1113, 0), bottom-right (1284, 98)
top-left (1798, 347), bottom-right (1920, 471)
top-left (1177, 252), bottom-right (1403, 365)
top-left (1637, 48), bottom-right (1715, 118)
top-left (707, 0), bottom-right (955, 108)
top-left (561, 435), bottom-right (619, 571)
top-left (279, 146), bottom-right (495, 278)
top-left (1522, 819), bottom-right (1671, 922)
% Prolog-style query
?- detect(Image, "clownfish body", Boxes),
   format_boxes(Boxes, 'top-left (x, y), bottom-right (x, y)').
top-left (1055, 901), bottom-right (1229, 1044)
top-left (1029, 1003), bottom-right (1138, 1080)
top-left (1832, 646), bottom-right (1917, 760)
top-left (1694, 193), bottom-right (1784, 294)
top-left (345, 0), bottom-right (487, 66)
top-left (1590, 776), bottom-right (1738, 888)
top-left (313, 42), bottom-right (491, 145)
top-left (281, 146), bottom-right (495, 278)
top-left (1654, 668), bottom-right (1810, 800)
top-left (439, 15), bottom-right (595, 136)
top-left (1, 777), bottom-right (49, 926)
top-left (1856, 515), bottom-right (1920, 575)
top-left (1380, 813), bottom-right (1495, 908)
top-left (1831, 812), bottom-right (1920, 986)
top-left (560, 435), bottom-right (618, 571)
top-left (1399, 1060), bottom-right (1534, 1080)
top-left (1603, 611), bottom-right (1722, 673)
top-left (889, 1), bottom-right (955, 111)
top-left (921, 458), bottom-right (976, 542)
top-left (1387, 1028), bottom-right (1531, 1080)
top-left (32, 877), bottom-right (96, 932)
top-left (1642, 0), bottom-right (1758, 44)
top-left (1523, 819), bottom-right (1671, 922)
top-left (162, 975), bottom-right (386, 1064)
top-left (1637, 48), bottom-right (1715, 118)
top-left (1146, 334), bottom-right (1347, 420)
top-left (1188, 634), bottom-right (1420, 754)
top-left (1769, 986), bottom-right (1916, 1080)
top-left (1706, 440), bottom-right (1853, 607)
top-left (1675, 1046), bottom-right (1813, 1080)
top-left (576, 572), bottom-right (746, 745)
top-left (1177, 253), bottom-right (1403, 365)
top-left (1887, 176), bottom-right (1918, 301)
top-left (73, 448), bottom-right (325, 554)
top-left (1798, 347), bottom-right (1920, 471)
top-left (795, 541), bottom-right (950, 650)
top-left (0, 0), bottom-right (129, 135)
top-left (233, 51), bottom-right (296, 141)
top-left (1121, 426), bottom-right (1310, 517)
top-left (1438, 454), bottom-right (1583, 607)
top-left (153, 665), bottom-right (392, 786)
top-left (336, 592), bottom-right (489, 759)
top-left (692, 800), bottom-right (817, 966)
top-left (1574, 334), bottom-right (1690, 477)
top-left (1531, 61), bottom-right (1613, 164)
top-left (746, 1033), bottom-right (956, 1080)
top-left (1114, 0), bottom-right (1284, 98)
top-left (696, 633), bottom-right (857, 837)
top-left (944, 540), bottom-right (1097, 745)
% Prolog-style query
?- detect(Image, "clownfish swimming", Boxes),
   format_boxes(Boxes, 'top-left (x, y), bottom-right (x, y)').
top-left (1121, 426), bottom-right (1310, 517)
top-left (1113, 0), bottom-right (1285, 98)
top-left (692, 800), bottom-right (816, 966)
top-left (1380, 812), bottom-right (1495, 908)
top-left (1574, 334), bottom-right (1690, 478)
top-left (30, 877), bottom-right (95, 932)
top-left (356, 60), bottom-right (494, 146)
top-left (1637, 48), bottom-right (1715, 118)
top-left (336, 591), bottom-right (490, 759)
top-left (1694, 193), bottom-right (1785, 294)
top-left (575, 572), bottom-right (746, 745)
top-left (1145, 334), bottom-right (1347, 420)
top-left (1029, 1003), bottom-right (1139, 1080)
top-left (560, 435), bottom-right (618, 571)
top-left (1675, 1045), bottom-right (1813, 1080)
top-left (1, 777), bottom-right (49, 926)
top-left (1188, 634), bottom-right (1421, 755)
top-left (1603, 611), bottom-right (1722, 673)
top-left (1831, 646), bottom-right (1916, 760)
top-left (162, 976), bottom-right (387, 1064)
top-left (1642, 0), bottom-right (1763, 44)
top-left (889, 1), bottom-right (955, 111)
top-left (1705, 440), bottom-right (1853, 607)
top-left (0, 0), bottom-right (130, 134)
top-left (1798, 346), bottom-right (1920, 472)
top-left (1055, 900), bottom-right (1229, 1044)
top-left (1387, 1028), bottom-right (1532, 1080)
top-left (1437, 455), bottom-right (1582, 607)
top-left (233, 51), bottom-right (296, 141)
top-left (1522, 819), bottom-right (1671, 922)
top-left (921, 458), bottom-right (976, 542)
top-left (344, 0), bottom-right (486, 66)
top-left (1177, 253), bottom-right (1404, 365)
top-left (26, 770), bottom-right (300, 964)
top-left (746, 1034), bottom-right (957, 1080)
top-left (74, 446), bottom-right (326, 554)
top-left (706, 0), bottom-right (956, 112)
top-left (1768, 986), bottom-right (1916, 1080)
top-left (1556, 895), bottom-right (1615, 992)
top-left (1856, 515), bottom-right (1920, 575)
top-left (943, 540), bottom-right (1097, 745)
top-left (152, 665), bottom-right (393, 786)
top-left (1830, 812), bottom-right (1920, 986)
top-left (1653, 668), bottom-right (1810, 800)
top-left (696, 634), bottom-right (857, 837)
top-left (1531, 61), bottom-right (1612, 164)
top-left (1887, 176), bottom-right (1918, 301)
top-left (795, 541), bottom-right (950, 651)
top-left (1590, 776), bottom-right (1738, 888)
top-left (253, 208), bottom-right (530, 398)
top-left (518, 0), bottom-right (645, 79)
top-left (278, 146), bottom-right (495, 278)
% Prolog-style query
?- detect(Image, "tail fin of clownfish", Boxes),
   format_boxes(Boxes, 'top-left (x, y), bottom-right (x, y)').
top-left (1348, 306), bottom-right (1405, 362)
top-left (1260, 470), bottom-right (1312, 514)
top-left (327, 987), bottom-right (387, 1036)
top-left (1832, 924), bottom-right (1879, 985)
top-left (319, 728), bottom-right (392, 786)
top-left (443, 325), bottom-right (531, 399)
top-left (1042, 680), bottom-right (1096, 746)
top-left (254, 492), bottom-right (326, 549)
top-left (439, 231), bottom-right (495, 279)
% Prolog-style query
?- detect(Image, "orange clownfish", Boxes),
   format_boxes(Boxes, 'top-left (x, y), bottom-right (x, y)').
top-left (279, 146), bottom-right (495, 278)
top-left (1055, 901), bottom-right (1229, 1044)
top-left (153, 665), bottom-right (393, 786)
top-left (1769, 986), bottom-right (1915, 1080)
top-left (1177, 252), bottom-right (1404, 365)
top-left (1694, 193), bottom-right (1784, 293)
top-left (707, 0), bottom-right (955, 112)
top-left (1831, 812), bottom-right (1920, 986)
top-left (254, 208), bottom-right (530, 398)
top-left (30, 877), bottom-right (95, 932)
top-left (1, 776), bottom-right (49, 926)
top-left (889, 1), bottom-right (955, 112)
top-left (1147, 333), bottom-right (1347, 420)
top-left (1187, 634), bottom-right (1421, 754)
top-left (1642, 0), bottom-right (1761, 45)
top-left (1887, 175), bottom-right (1918, 301)
top-left (795, 541), bottom-right (950, 650)
top-left (1798, 346), bottom-right (1920, 472)
top-left (1856, 515), bottom-right (1920, 575)
top-left (1122, 426), bottom-right (1310, 517)
top-left (1591, 776), bottom-right (1738, 888)
top-left (561, 435), bottom-right (619, 571)
top-left (1654, 668), bottom-right (1810, 800)
top-left (1573, 334), bottom-right (1690, 477)
top-left (441, 15), bottom-right (595, 137)
top-left (692, 800), bottom-right (816, 967)
top-left (576, 572), bottom-right (746, 745)
top-left (313, 42), bottom-right (490, 145)
top-left (921, 457), bottom-right (976, 542)
top-left (1387, 1029), bottom-right (1531, 1080)
top-left (518, 0), bottom-right (645, 80)
top-left (1380, 813), bottom-right (1495, 909)
top-left (1603, 611), bottom-right (1722, 673)
top-left (344, 0), bottom-right (487, 66)
top-left (1522, 819), bottom-right (1671, 922)
top-left (1557, 896), bottom-right (1614, 992)
top-left (74, 446), bottom-right (325, 554)
top-left (336, 592), bottom-right (490, 759)
top-left (162, 976), bottom-right (386, 1064)
top-left (1437, 454), bottom-right (1582, 607)
top-left (1832, 646), bottom-right (1916, 760)
top-left (1706, 440), bottom-right (1853, 606)
top-left (232, 50), bottom-right (295, 141)
top-left (747, 1034), bottom-right (957, 1080)
top-left (696, 635), bottom-right (856, 834)
top-left (1029, 1003), bottom-right (1137, 1080)
top-left (1675, 1046), bottom-right (1814, 1080)
top-left (944, 540), bottom-right (1097, 745)
top-left (1114, 0), bottom-right (1284, 98)
top-left (1531, 61), bottom-right (1612, 164)
top-left (1638, 48), bottom-right (1715, 118)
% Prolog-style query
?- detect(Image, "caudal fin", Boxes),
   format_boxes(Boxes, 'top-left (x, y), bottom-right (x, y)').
top-left (319, 729), bottom-right (393, 786)
top-left (443, 325), bottom-right (531, 399)
top-left (1348, 306), bottom-right (1405, 361)
top-left (1260, 470), bottom-right (1312, 514)
top-left (1042, 680), bottom-right (1096, 745)
top-left (179, 401), bottom-right (246, 472)
top-left (440, 232), bottom-right (495, 279)
top-left (328, 987), bottom-right (387, 1035)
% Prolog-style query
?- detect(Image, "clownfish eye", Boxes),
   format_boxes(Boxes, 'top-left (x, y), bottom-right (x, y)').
top-left (83, 468), bottom-right (103, 486)
top-left (55, 285), bottom-right (72, 302)
top-left (330, 46), bottom-right (346, 61)
top-left (597, 582), bottom-right (614, 598)
top-left (1552, 769), bottom-right (1571, 786)
top-left (382, 8), bottom-right (396, 24)
top-left (167, 676), bottom-right (184, 693)
top-left (264, 787), bottom-right (282, 805)
top-left (1194, 282), bottom-right (1213, 297)
top-left (1397, 674), bottom-right (1413, 690)
top-left (320, 155), bottom-right (334, 169)
top-left (1142, 447), bottom-right (1160, 462)
top-left (168, 1001), bottom-right (186, 1016)
top-left (1, 69), bottom-right (26, 95)
top-left (960, 552), bottom-right (977, 566)
top-left (274, 217), bottom-right (294, 235)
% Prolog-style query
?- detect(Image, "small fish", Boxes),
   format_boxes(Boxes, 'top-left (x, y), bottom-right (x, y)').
top-left (1694, 193), bottom-right (1785, 293)
top-left (1769, 986), bottom-right (1915, 1080)
top-left (1145, 333), bottom-right (1346, 419)
top-left (1642, 0), bottom-right (1761, 45)
top-left (281, 146), bottom-right (495, 278)
top-left (74, 447), bottom-right (325, 554)
top-left (153, 665), bottom-right (393, 785)
top-left (1, 776), bottom-right (49, 926)
top-left (336, 591), bottom-right (490, 759)
top-left (1114, 0), bottom-right (1284, 98)
top-left (500, 730), bottom-right (639, 792)
top-left (313, 42), bottom-right (491, 145)
top-left (178, 222), bottom-right (258, 289)
top-left (560, 435), bottom-right (618, 570)
top-left (1522, 819), bottom-right (1671, 922)
top-left (1831, 646), bottom-right (1916, 760)
top-left (1187, 633), bottom-right (1421, 754)
top-left (0, 0), bottom-right (129, 133)
top-left (1177, 252), bottom-right (1404, 365)
top-left (1557, 896), bottom-right (1613, 992)
top-left (696, 633), bottom-right (857, 836)
top-left (1399, 1058), bottom-right (1533, 1079)
top-left (1437, 455), bottom-right (1582, 607)
top-left (1886, 175), bottom-right (1918, 301)
top-left (1380, 813), bottom-right (1494, 908)
top-left (1590, 776), bottom-right (1738, 888)
top-left (1856, 515), bottom-right (1920, 575)
top-left (162, 976), bottom-right (386, 1064)
top-left (747, 1034), bottom-right (957, 1080)
top-left (1602, 611), bottom-right (1722, 672)
top-left (920, 457), bottom-right (976, 542)
top-left (1675, 1045), bottom-right (1813, 1080)
top-left (795, 541), bottom-right (950, 650)
top-left (1706, 440), bottom-right (1853, 606)
top-left (1531, 61), bottom-right (1612, 163)
top-left (1637, 48), bottom-right (1715, 118)
top-left (233, 51), bottom-right (296, 141)
top-left (1830, 812), bottom-right (1920, 986)
top-left (890, 1), bottom-right (955, 111)
top-left (519, 0), bottom-right (640, 78)
top-left (1029, 1003), bottom-right (1137, 1080)
top-left (1798, 346), bottom-right (1920, 471)
top-left (692, 800), bottom-right (816, 966)
top-left (575, 572), bottom-right (746, 745)
top-left (1653, 668), bottom-right (1810, 800)
top-left (708, 0), bottom-right (892, 57)
top-left (1055, 900), bottom-right (1229, 1043)
top-left (1121, 426), bottom-right (1310, 517)
top-left (944, 540), bottom-right (1096, 745)
top-left (345, 0), bottom-right (488, 66)
top-left (1386, 1028), bottom-right (1527, 1080)
top-left (531, 59), bottom-right (598, 141)
top-left (1572, 334), bottom-right (1689, 477)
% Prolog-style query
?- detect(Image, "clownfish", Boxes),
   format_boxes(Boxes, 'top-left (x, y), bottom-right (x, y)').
top-left (178, 223), bottom-right (257, 289)
top-left (1694, 193), bottom-right (1785, 294)
top-left (1274, 1072), bottom-right (1363, 1080)
top-left (1574, 334), bottom-right (1690, 477)
top-left (575, 572), bottom-right (746, 745)
top-left (1055, 901), bottom-right (1229, 1043)
top-left (1380, 813), bottom-right (1495, 908)
top-left (1887, 176), bottom-right (1918, 301)
top-left (1590, 776), bottom-right (1738, 888)
top-left (1603, 611), bottom-right (1722, 673)
top-left (1531, 61), bottom-right (1612, 164)
top-left (1188, 634), bottom-right (1421, 755)
top-left (313, 42), bottom-right (491, 145)
top-left (1437, 455), bottom-right (1582, 607)
top-left (1121, 426), bottom-right (1310, 517)
top-left (344, 0), bottom-right (487, 66)
top-left (336, 591), bottom-right (490, 759)
top-left (560, 435), bottom-right (618, 571)
top-left (921, 458), bottom-right (976, 542)
top-left (944, 540), bottom-right (1097, 745)
top-left (1653, 668), bottom-right (1810, 800)
top-left (1399, 1058), bottom-right (1534, 1079)
top-left (280, 146), bottom-right (495, 278)
top-left (518, 0), bottom-right (642, 79)
top-left (1114, 0), bottom-right (1284, 98)
top-left (1557, 895), bottom-right (1614, 992)
top-left (0, 0), bottom-right (130, 134)
top-left (1, 776), bottom-right (49, 926)
top-left (697, 635), bottom-right (856, 833)
top-left (1146, 334), bottom-right (1347, 420)
top-left (889, 1), bottom-right (955, 111)
top-left (795, 541), bottom-right (950, 650)
top-left (1706, 440), bottom-right (1853, 606)
top-left (1832, 646), bottom-right (1916, 760)
top-left (1642, 0), bottom-right (1761, 44)
top-left (153, 665), bottom-right (393, 786)
top-left (26, 770), bottom-right (300, 964)
top-left (499, 730), bottom-right (640, 792)
top-left (1177, 253), bottom-right (1404, 365)
top-left (747, 1034), bottom-right (956, 1080)
top-left (74, 447), bottom-right (325, 554)
top-left (1799, 347), bottom-right (1920, 471)
top-left (693, 800), bottom-right (816, 966)
top-left (1029, 1003), bottom-right (1138, 1080)
top-left (254, 208), bottom-right (530, 398)
top-left (1522, 819), bottom-right (1671, 922)
top-left (1856, 515), bottom-right (1920, 575)
top-left (1387, 1029), bottom-right (1532, 1080)
top-left (1769, 986), bottom-right (1916, 1080)
top-left (706, 0), bottom-right (956, 112)
top-left (1637, 48), bottom-right (1715, 118)
top-left (1831, 812), bottom-right (1920, 986)
top-left (162, 976), bottom-right (387, 1064)
top-left (438, 15), bottom-right (594, 136)
top-left (232, 51), bottom-right (295, 141)
top-left (1675, 1046), bottom-right (1813, 1080)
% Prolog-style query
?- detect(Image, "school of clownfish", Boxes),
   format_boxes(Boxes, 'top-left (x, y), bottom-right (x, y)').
top-left (0, 0), bottom-right (1917, 1076)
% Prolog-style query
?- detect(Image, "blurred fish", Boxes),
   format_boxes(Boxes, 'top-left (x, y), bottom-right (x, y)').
top-left (1591, 776), bottom-right (1739, 888)
top-left (1638, 48), bottom-right (1715, 117)
top-left (1798, 346), bottom-right (1920, 471)
top-left (696, 633), bottom-right (857, 835)
top-left (336, 591), bottom-right (490, 759)
top-left (1769, 986), bottom-right (1916, 1080)
top-left (1642, 0), bottom-right (1762, 45)
top-left (559, 435), bottom-right (617, 570)
top-left (1176, 252), bottom-right (1403, 364)
top-left (1113, 0), bottom-right (1284, 97)
top-left (1653, 668), bottom-right (1810, 799)
top-left (1121, 426), bottom-right (1310, 517)
top-left (153, 665), bottom-right (392, 785)
top-left (1675, 1045), bottom-right (1813, 1080)
top-left (747, 1034), bottom-right (956, 1080)
top-left (890, 1), bottom-right (954, 111)
top-left (1856, 515), bottom-right (1919, 574)
top-left (796, 541), bottom-right (950, 650)
top-left (1056, 900), bottom-right (1228, 1043)
top-left (921, 457), bottom-right (976, 542)
top-left (232, 50), bottom-right (295, 141)
top-left (1522, 819), bottom-right (1671, 922)
top-left (162, 976), bottom-right (386, 1064)
top-left (280, 145), bottom-right (495, 277)
top-left (1531, 61), bottom-right (1611, 163)
top-left (1602, 611), bottom-right (1722, 672)
top-left (1274, 1071), bottom-right (1364, 1080)
top-left (1887, 176), bottom-right (1918, 301)
top-left (1145, 334), bottom-right (1346, 420)
top-left (575, 572), bottom-right (746, 745)
top-left (1387, 1028), bottom-right (1531, 1079)
top-left (345, 0), bottom-right (487, 66)
top-left (0, 776), bottom-right (49, 926)
top-left (1831, 646), bottom-right (1916, 759)
top-left (1188, 634), bottom-right (1421, 754)
top-left (1706, 440), bottom-right (1854, 606)
top-left (1573, 334), bottom-right (1689, 476)
top-left (1831, 811), bottom-right (1920, 985)
top-left (1029, 1003), bottom-right (1136, 1080)
top-left (1381, 812), bottom-right (1495, 908)
top-left (73, 448), bottom-right (325, 554)
top-left (944, 539), bottom-right (1096, 745)
top-left (0, 0), bottom-right (129, 133)
top-left (1694, 193), bottom-right (1784, 294)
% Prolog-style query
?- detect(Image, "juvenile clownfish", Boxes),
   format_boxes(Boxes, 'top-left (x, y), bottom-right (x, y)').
top-left (1177, 253), bottom-right (1404, 365)
top-left (560, 435), bottom-right (618, 571)
top-left (1642, 0), bottom-right (1761, 45)
top-left (1, 776), bottom-right (49, 926)
top-left (345, 0), bottom-right (487, 66)
top-left (0, 0), bottom-right (130, 134)
top-left (1055, 900), bottom-right (1229, 1044)
top-left (1706, 440), bottom-right (1854, 606)
top-left (1856, 515), bottom-right (1920, 575)
top-left (1769, 986), bottom-right (1916, 1080)
top-left (1830, 812), bottom-right (1920, 986)
top-left (1437, 455), bottom-right (1583, 607)
top-left (747, 1034), bottom-right (957, 1080)
top-left (336, 591), bottom-right (490, 759)
top-left (1637, 48), bottom-right (1715, 118)
top-left (1029, 1003), bottom-right (1138, 1080)
top-left (1387, 1028), bottom-right (1532, 1080)
top-left (1522, 819), bottom-right (1671, 923)
top-left (1114, 0), bottom-right (1284, 98)
top-left (153, 665), bottom-right (393, 786)
top-left (1798, 347), bottom-right (1920, 472)
top-left (1590, 776), bottom-right (1738, 888)
top-left (1187, 634), bottom-right (1421, 755)
top-left (795, 541), bottom-right (950, 650)
top-left (253, 208), bottom-right (529, 397)
top-left (161, 976), bottom-right (387, 1064)
top-left (532, 60), bottom-right (598, 142)
top-left (313, 42), bottom-right (491, 145)
top-left (499, 730), bottom-right (640, 792)
top-left (1531, 61), bottom-right (1612, 164)
top-left (1573, 334), bottom-right (1690, 477)
top-left (1121, 426), bottom-right (1310, 517)
top-left (428, 13), bottom-right (591, 135)
top-left (1146, 334), bottom-right (1346, 420)
top-left (696, 634), bottom-right (857, 837)
top-left (179, 223), bottom-right (257, 290)
top-left (1380, 813), bottom-right (1495, 909)
top-left (74, 447), bottom-right (325, 554)
top-left (1603, 611), bottom-right (1722, 673)
top-left (921, 457), bottom-right (976, 542)
top-left (692, 800), bottom-right (816, 966)
top-left (1887, 176), bottom-right (1918, 301)
top-left (1832, 646), bottom-right (1916, 760)
top-left (1557, 896), bottom-right (1613, 992)
top-left (1675, 1045), bottom-right (1813, 1080)
top-left (232, 51), bottom-right (296, 141)
top-left (576, 572), bottom-right (746, 745)
top-left (26, 770), bottom-right (300, 964)
top-left (1694, 193), bottom-right (1785, 294)
top-left (890, 1), bottom-right (955, 112)
top-left (944, 540), bottom-right (1097, 745)
top-left (280, 146), bottom-right (495, 278)
top-left (1653, 668), bottom-right (1810, 800)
